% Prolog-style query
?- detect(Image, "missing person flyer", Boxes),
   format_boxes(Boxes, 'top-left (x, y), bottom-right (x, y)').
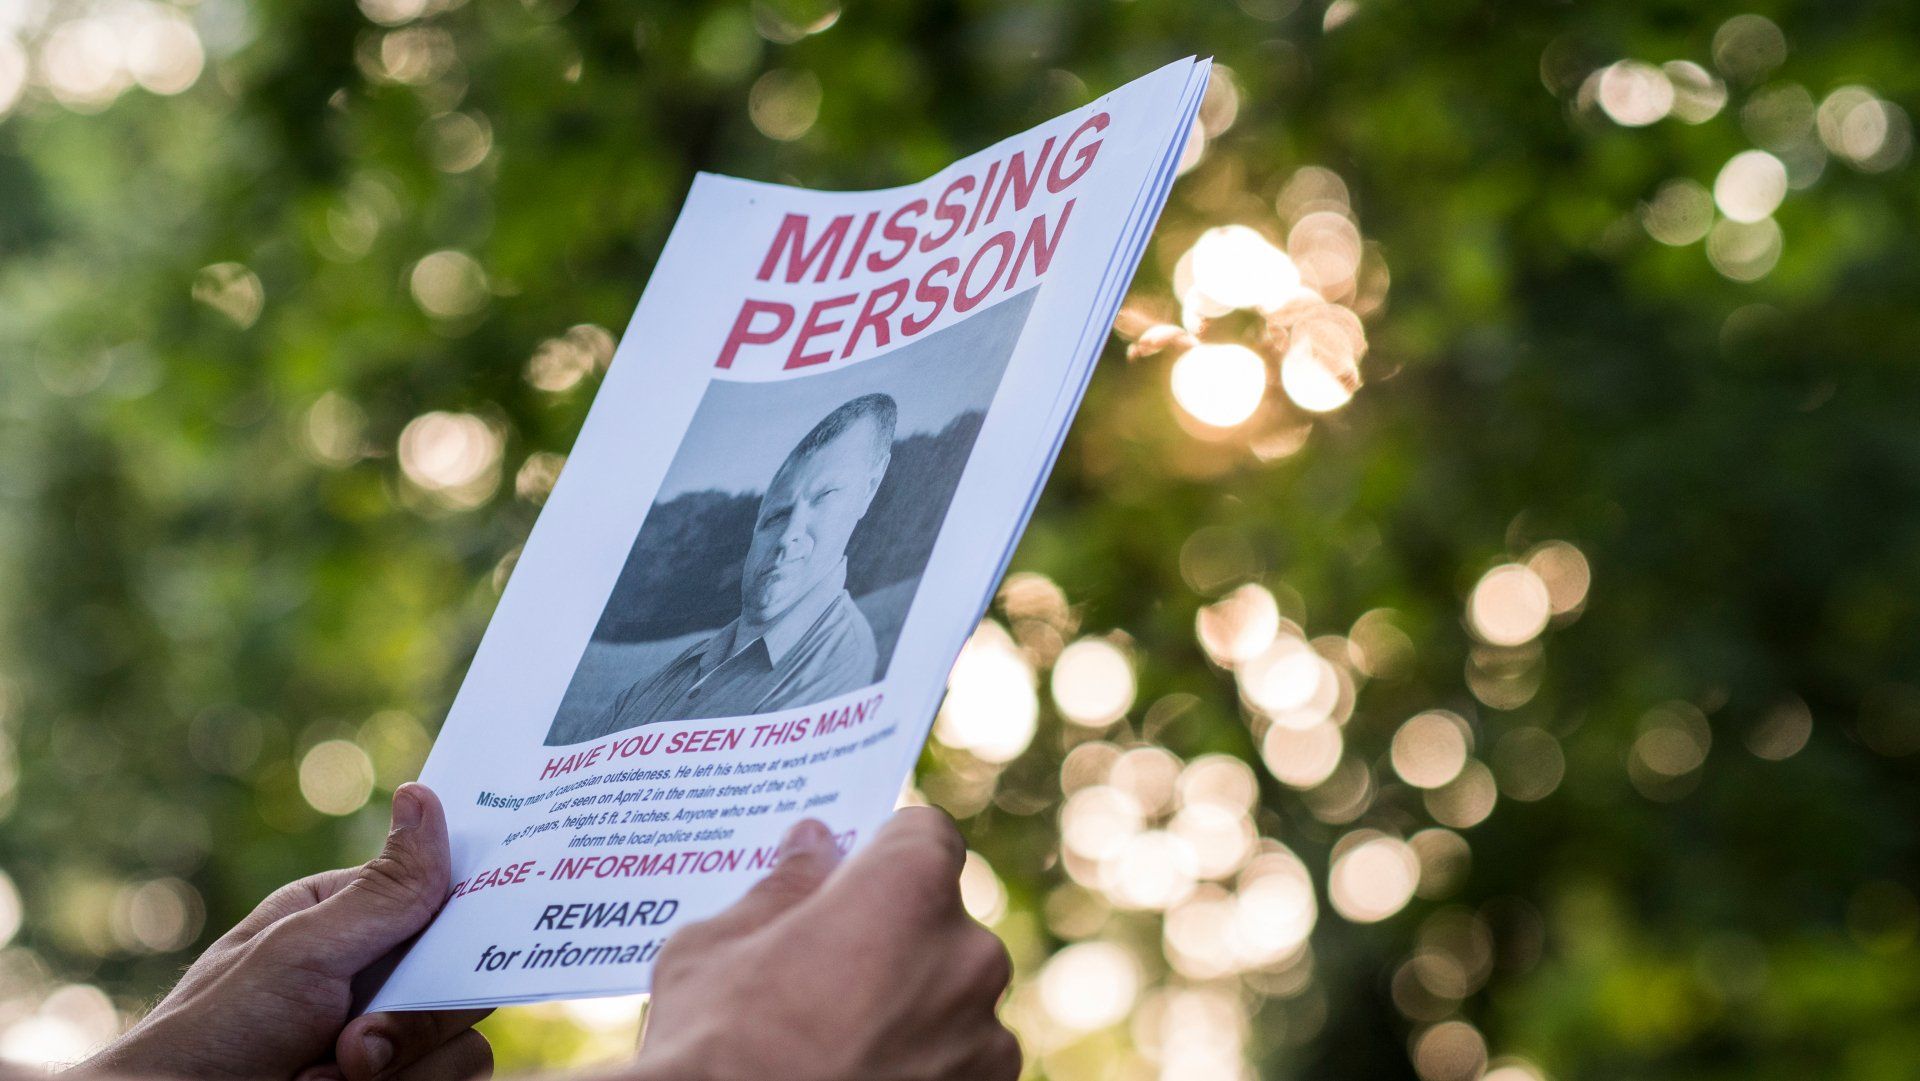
top-left (367, 58), bottom-right (1211, 1010)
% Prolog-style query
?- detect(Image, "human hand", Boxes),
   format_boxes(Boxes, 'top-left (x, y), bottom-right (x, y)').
top-left (79, 784), bottom-right (491, 1081)
top-left (627, 808), bottom-right (1019, 1081)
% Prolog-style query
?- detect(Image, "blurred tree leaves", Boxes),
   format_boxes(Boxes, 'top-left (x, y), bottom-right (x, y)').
top-left (2, 0), bottom-right (1919, 1078)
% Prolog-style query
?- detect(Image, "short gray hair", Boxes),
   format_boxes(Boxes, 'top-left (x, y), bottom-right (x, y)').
top-left (785, 393), bottom-right (896, 472)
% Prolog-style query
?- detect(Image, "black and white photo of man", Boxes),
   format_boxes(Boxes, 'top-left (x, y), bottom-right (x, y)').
top-left (590, 394), bottom-right (896, 729)
top-left (545, 289), bottom-right (1034, 746)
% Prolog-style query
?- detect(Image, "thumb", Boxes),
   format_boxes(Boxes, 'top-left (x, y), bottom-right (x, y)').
top-left (275, 784), bottom-right (452, 979)
top-left (707, 819), bottom-right (843, 930)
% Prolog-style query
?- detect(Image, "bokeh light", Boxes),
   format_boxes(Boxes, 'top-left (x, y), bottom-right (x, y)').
top-left (1238, 635), bottom-right (1337, 718)
top-left (1712, 14), bottom-right (1787, 85)
top-left (410, 250), bottom-right (489, 319)
top-left (1061, 784), bottom-right (1144, 862)
top-left (304, 392), bottom-right (368, 466)
top-left (1060, 740), bottom-right (1121, 795)
top-left (425, 111), bottom-right (494, 173)
top-left (1349, 608), bottom-right (1416, 678)
top-left (398, 411), bottom-right (505, 508)
top-left (1714, 150), bottom-right (1789, 223)
top-left (1138, 985), bottom-right (1250, 1079)
top-left (1595, 60), bottom-right (1673, 127)
top-left (298, 740), bottom-right (376, 816)
top-left (110, 878), bottom-right (204, 953)
top-left (1197, 583), bottom-right (1281, 666)
top-left (1641, 179), bottom-right (1714, 246)
top-left (1103, 828), bottom-right (1199, 910)
top-left (1329, 832), bottom-right (1419, 923)
top-left (1168, 802), bottom-right (1255, 880)
top-left (1147, 159), bottom-right (1380, 450)
top-left (526, 324), bottom-right (616, 392)
top-left (0, 870), bottom-right (21, 946)
top-left (1391, 711), bottom-right (1472, 790)
top-left (1468, 564), bottom-right (1552, 647)
top-left (1286, 211), bottom-right (1363, 297)
top-left (1630, 701), bottom-right (1712, 791)
top-left (0, 984), bottom-right (119, 1066)
top-left (1038, 941), bottom-right (1140, 1032)
top-left (192, 262), bottom-right (265, 328)
top-left (1409, 829), bottom-right (1471, 900)
top-left (1304, 755), bottom-right (1376, 824)
top-left (1663, 60), bottom-right (1726, 124)
top-left (1412, 1019), bottom-right (1488, 1081)
top-left (126, 6), bottom-right (205, 95)
top-left (1817, 86), bottom-right (1913, 172)
top-left (1484, 1060), bottom-right (1550, 1081)
top-left (1706, 216), bottom-right (1783, 281)
top-left (1261, 720), bottom-right (1343, 788)
top-left (0, 38), bottom-right (26, 117)
top-left (1110, 746), bottom-right (1182, 817)
top-left (1234, 849), bottom-right (1318, 963)
top-left (959, 850), bottom-right (1007, 925)
top-left (1170, 342), bottom-right (1267, 428)
top-left (1051, 637), bottom-right (1137, 727)
top-left (1185, 224), bottom-right (1300, 313)
top-left (1198, 64), bottom-right (1241, 138)
top-left (1176, 753), bottom-right (1259, 814)
top-left (1425, 760), bottom-right (1498, 829)
top-left (749, 68), bottom-right (822, 141)
top-left (1524, 541), bottom-right (1591, 615)
top-left (934, 621), bottom-right (1038, 763)
top-left (516, 452), bottom-right (567, 504)
top-left (1279, 332), bottom-right (1357, 413)
top-left (41, 17), bottom-right (132, 111)
top-left (1490, 727), bottom-right (1565, 802)
top-left (1163, 885), bottom-right (1240, 979)
top-left (1743, 83), bottom-right (1816, 153)
top-left (368, 26), bottom-right (457, 86)
top-left (1746, 696), bottom-right (1813, 760)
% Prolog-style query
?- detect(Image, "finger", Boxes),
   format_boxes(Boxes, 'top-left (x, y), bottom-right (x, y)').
top-left (293, 1067), bottom-right (346, 1081)
top-left (814, 806), bottom-right (965, 917)
top-left (908, 925), bottom-right (1014, 1024)
top-left (844, 806), bottom-right (966, 880)
top-left (949, 1025), bottom-right (1021, 1081)
top-left (389, 1029), bottom-right (492, 1081)
top-left (337, 1008), bottom-right (493, 1081)
top-left (698, 819), bottom-right (843, 931)
top-left (960, 927), bottom-right (1015, 1007)
top-left (981, 1026), bottom-right (1024, 1081)
top-left (222, 868), bottom-right (360, 945)
top-left (268, 784), bottom-right (452, 978)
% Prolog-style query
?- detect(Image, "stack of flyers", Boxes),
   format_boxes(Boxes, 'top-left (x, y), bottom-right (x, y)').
top-left (369, 57), bottom-right (1211, 1011)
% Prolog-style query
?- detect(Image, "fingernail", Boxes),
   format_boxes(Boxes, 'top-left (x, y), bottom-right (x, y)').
top-left (362, 1032), bottom-right (394, 1076)
top-left (780, 818), bottom-right (831, 855)
top-left (391, 786), bottom-right (423, 832)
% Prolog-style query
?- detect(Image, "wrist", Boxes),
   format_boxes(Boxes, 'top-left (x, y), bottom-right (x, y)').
top-left (74, 1032), bottom-right (151, 1076)
top-left (75, 1009), bottom-right (226, 1081)
top-left (74, 1037), bottom-right (175, 1080)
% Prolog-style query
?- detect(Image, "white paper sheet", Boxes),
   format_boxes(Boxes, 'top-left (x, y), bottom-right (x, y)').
top-left (367, 57), bottom-right (1210, 1011)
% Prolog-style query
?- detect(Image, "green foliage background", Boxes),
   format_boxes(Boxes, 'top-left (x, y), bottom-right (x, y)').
top-left (2, 0), bottom-right (1918, 1078)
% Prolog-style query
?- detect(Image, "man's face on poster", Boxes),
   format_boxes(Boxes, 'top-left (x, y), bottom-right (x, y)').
top-left (741, 422), bottom-right (888, 625)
